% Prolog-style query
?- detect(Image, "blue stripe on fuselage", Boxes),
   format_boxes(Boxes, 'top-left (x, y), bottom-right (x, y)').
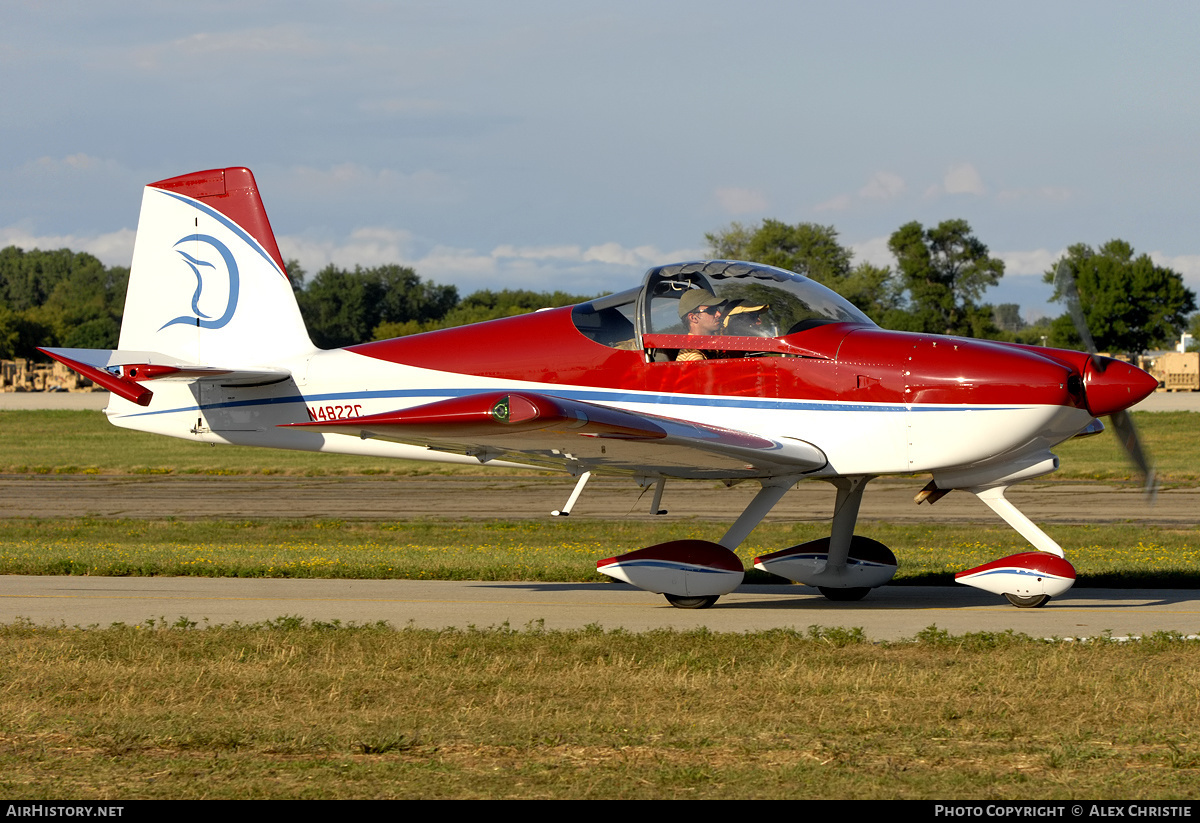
top-left (114, 385), bottom-right (1023, 419)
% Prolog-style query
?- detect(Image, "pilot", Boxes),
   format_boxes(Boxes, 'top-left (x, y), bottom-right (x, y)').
top-left (676, 289), bottom-right (725, 361)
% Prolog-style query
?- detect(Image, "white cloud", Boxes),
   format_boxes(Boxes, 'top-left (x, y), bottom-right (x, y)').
top-left (494, 241), bottom-right (700, 270)
top-left (276, 229), bottom-right (703, 294)
top-left (1149, 252), bottom-right (1200, 278)
top-left (493, 244), bottom-right (583, 261)
top-left (713, 187), bottom-right (768, 215)
top-left (999, 248), bottom-right (1063, 277)
top-left (581, 242), bottom-right (668, 268)
top-left (0, 225), bottom-right (135, 266)
top-left (993, 248), bottom-right (1200, 287)
top-left (130, 25), bottom-right (326, 71)
top-left (277, 226), bottom-right (418, 274)
top-left (844, 239), bottom-right (1070, 281)
top-left (1150, 251), bottom-right (1200, 295)
top-left (848, 236), bottom-right (894, 269)
top-left (419, 246), bottom-right (500, 283)
top-left (940, 162), bottom-right (987, 196)
top-left (815, 171), bottom-right (905, 212)
top-left (926, 163), bottom-right (987, 198)
top-left (813, 193), bottom-right (853, 212)
top-left (17, 212), bottom-right (703, 295)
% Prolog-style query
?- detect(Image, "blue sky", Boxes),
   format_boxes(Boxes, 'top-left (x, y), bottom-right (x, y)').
top-left (4, 1), bottom-right (1199, 322)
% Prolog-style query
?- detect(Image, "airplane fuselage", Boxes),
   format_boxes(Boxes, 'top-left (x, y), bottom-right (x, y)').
top-left (45, 167), bottom-right (1162, 608)
top-left (105, 301), bottom-right (1106, 482)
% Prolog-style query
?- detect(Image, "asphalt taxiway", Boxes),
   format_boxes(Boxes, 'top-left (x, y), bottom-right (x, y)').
top-left (2, 576), bottom-right (1198, 641)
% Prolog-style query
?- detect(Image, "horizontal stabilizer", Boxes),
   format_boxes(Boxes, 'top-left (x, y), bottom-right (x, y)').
top-left (40, 347), bottom-right (292, 407)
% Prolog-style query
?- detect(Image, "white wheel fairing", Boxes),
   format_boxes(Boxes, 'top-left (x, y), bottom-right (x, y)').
top-left (597, 540), bottom-right (744, 597)
top-left (955, 552), bottom-right (1076, 599)
top-left (754, 536), bottom-right (898, 589)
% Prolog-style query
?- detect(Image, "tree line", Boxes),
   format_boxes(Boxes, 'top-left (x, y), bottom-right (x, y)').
top-left (287, 261), bottom-right (589, 349)
top-left (707, 218), bottom-right (1197, 353)
top-left (0, 247), bottom-right (594, 359)
top-left (3, 217), bottom-right (1197, 361)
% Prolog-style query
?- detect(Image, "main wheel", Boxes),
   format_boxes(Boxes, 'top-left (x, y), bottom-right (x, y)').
top-left (1004, 593), bottom-right (1050, 609)
top-left (664, 593), bottom-right (719, 609)
top-left (817, 586), bottom-right (871, 602)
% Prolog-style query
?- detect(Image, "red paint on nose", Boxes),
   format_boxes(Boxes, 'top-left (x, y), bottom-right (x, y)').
top-left (1083, 357), bottom-right (1160, 417)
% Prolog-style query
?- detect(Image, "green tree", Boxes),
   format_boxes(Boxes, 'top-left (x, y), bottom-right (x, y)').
top-left (295, 264), bottom-right (459, 348)
top-left (0, 305), bottom-right (22, 359)
top-left (1044, 240), bottom-right (1196, 354)
top-left (707, 220), bottom-right (853, 283)
top-left (372, 289), bottom-right (595, 339)
top-left (0, 247), bottom-right (128, 355)
top-left (705, 220), bottom-right (902, 320)
top-left (887, 219), bottom-right (1004, 337)
top-left (285, 259), bottom-right (307, 294)
top-left (992, 303), bottom-right (1026, 333)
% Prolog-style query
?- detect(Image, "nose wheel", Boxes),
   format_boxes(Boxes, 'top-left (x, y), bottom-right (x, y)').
top-left (1004, 593), bottom-right (1050, 608)
top-left (664, 593), bottom-right (719, 609)
top-left (818, 586), bottom-right (871, 602)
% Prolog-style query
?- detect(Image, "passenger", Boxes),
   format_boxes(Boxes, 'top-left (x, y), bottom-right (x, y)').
top-left (723, 302), bottom-right (770, 337)
top-left (676, 290), bottom-right (725, 361)
top-left (719, 301), bottom-right (771, 358)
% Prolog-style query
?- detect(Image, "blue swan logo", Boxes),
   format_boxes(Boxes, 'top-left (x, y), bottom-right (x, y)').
top-left (159, 234), bottom-right (240, 330)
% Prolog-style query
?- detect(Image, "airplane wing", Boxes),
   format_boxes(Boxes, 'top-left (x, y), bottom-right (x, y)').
top-left (282, 390), bottom-right (827, 479)
top-left (40, 347), bottom-right (290, 407)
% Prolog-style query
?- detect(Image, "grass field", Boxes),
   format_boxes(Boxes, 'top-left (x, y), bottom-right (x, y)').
top-left (1, 409), bottom-right (1197, 799)
top-left (3, 620), bottom-right (1198, 800)
top-left (2, 409), bottom-right (1198, 481)
top-left (0, 410), bottom-right (540, 477)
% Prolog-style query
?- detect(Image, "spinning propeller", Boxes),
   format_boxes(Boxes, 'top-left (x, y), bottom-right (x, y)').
top-left (1053, 261), bottom-right (1157, 499)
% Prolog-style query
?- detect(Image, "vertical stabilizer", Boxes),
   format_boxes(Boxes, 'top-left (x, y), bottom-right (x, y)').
top-left (118, 167), bottom-right (315, 365)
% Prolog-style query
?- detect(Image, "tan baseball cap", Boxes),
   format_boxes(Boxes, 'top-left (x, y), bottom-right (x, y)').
top-left (677, 289), bottom-right (723, 318)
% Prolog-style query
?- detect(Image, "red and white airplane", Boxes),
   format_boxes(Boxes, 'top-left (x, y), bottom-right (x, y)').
top-left (42, 167), bottom-right (1160, 609)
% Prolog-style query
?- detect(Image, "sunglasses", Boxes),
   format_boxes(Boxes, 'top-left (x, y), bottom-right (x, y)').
top-left (695, 305), bottom-right (722, 316)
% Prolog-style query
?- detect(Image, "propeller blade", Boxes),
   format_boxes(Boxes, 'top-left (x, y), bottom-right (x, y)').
top-left (1053, 260), bottom-right (1098, 356)
top-left (1110, 409), bottom-right (1157, 501)
top-left (1053, 259), bottom-right (1156, 499)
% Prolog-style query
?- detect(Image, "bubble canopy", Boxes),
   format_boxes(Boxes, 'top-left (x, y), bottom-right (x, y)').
top-left (571, 260), bottom-right (875, 353)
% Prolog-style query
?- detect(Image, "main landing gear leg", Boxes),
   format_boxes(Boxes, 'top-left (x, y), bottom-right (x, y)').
top-left (752, 475), bottom-right (898, 600)
top-left (718, 477), bottom-right (799, 550)
top-left (817, 476), bottom-right (874, 602)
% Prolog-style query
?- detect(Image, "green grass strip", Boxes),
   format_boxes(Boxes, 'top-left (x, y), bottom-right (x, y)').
top-left (2, 409), bottom-right (1198, 481)
top-left (2, 517), bottom-right (1198, 585)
